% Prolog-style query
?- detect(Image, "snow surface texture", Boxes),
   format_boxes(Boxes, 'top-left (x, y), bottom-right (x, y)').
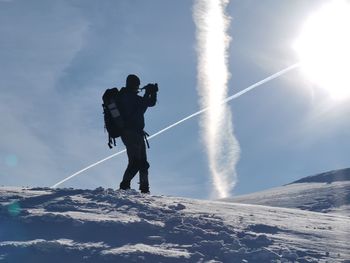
top-left (225, 168), bottom-right (350, 216)
top-left (1, 187), bottom-right (350, 262)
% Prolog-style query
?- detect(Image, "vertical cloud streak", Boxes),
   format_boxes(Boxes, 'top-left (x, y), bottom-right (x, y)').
top-left (193, 0), bottom-right (240, 198)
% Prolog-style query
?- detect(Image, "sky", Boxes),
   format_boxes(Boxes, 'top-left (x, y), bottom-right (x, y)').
top-left (1, 0), bottom-right (350, 199)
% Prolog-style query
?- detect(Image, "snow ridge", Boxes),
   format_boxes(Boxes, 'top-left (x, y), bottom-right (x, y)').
top-left (289, 168), bottom-right (350, 184)
top-left (225, 168), bottom-right (350, 216)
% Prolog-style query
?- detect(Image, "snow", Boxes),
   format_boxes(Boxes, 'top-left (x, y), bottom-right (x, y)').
top-left (1, 186), bottom-right (350, 262)
top-left (101, 243), bottom-right (192, 258)
top-left (224, 180), bottom-right (350, 216)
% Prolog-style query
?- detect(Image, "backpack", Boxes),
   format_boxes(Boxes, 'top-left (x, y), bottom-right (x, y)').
top-left (102, 88), bottom-right (124, 149)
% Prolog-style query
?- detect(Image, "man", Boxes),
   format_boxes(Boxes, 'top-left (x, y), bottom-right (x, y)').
top-left (117, 74), bottom-right (158, 194)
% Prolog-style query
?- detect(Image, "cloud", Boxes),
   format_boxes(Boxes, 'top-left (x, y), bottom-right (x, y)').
top-left (194, 0), bottom-right (240, 198)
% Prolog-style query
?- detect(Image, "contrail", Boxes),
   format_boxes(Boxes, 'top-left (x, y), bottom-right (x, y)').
top-left (193, 0), bottom-right (239, 198)
top-left (51, 63), bottom-right (299, 189)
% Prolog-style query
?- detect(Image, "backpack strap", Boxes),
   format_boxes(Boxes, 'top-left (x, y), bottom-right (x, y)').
top-left (143, 131), bottom-right (150, 149)
top-left (108, 135), bottom-right (117, 149)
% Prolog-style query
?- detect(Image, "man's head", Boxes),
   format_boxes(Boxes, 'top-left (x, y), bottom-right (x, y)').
top-left (126, 74), bottom-right (140, 92)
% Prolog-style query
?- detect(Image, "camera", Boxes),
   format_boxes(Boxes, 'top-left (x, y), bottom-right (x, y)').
top-left (142, 83), bottom-right (158, 94)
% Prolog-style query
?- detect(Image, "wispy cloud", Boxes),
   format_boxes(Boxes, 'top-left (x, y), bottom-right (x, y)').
top-left (0, 1), bottom-right (90, 186)
top-left (193, 0), bottom-right (240, 198)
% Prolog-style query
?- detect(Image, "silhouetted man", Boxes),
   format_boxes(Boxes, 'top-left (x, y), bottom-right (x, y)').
top-left (118, 74), bottom-right (158, 193)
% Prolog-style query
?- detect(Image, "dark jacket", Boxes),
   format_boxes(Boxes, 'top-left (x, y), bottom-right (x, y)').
top-left (118, 87), bottom-right (157, 131)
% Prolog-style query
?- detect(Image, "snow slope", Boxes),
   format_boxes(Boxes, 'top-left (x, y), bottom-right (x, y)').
top-left (224, 168), bottom-right (350, 216)
top-left (1, 187), bottom-right (350, 262)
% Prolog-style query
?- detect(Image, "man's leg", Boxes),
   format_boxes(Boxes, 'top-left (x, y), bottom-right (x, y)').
top-left (120, 162), bottom-right (138, 190)
top-left (139, 138), bottom-right (150, 193)
top-left (119, 131), bottom-right (140, 190)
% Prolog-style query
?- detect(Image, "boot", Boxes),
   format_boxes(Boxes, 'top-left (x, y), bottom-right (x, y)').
top-left (119, 180), bottom-right (131, 190)
top-left (139, 184), bottom-right (150, 194)
top-left (139, 170), bottom-right (149, 194)
top-left (140, 188), bottom-right (150, 194)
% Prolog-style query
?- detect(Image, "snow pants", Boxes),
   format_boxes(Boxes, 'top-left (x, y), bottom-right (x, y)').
top-left (120, 129), bottom-right (150, 192)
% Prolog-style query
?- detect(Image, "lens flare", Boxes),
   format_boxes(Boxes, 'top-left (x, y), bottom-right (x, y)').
top-left (5, 154), bottom-right (18, 168)
top-left (7, 201), bottom-right (21, 216)
top-left (193, 0), bottom-right (240, 198)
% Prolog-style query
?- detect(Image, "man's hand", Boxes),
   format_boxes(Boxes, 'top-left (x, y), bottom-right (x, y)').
top-left (143, 83), bottom-right (158, 94)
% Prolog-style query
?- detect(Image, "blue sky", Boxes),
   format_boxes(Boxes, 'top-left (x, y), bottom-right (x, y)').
top-left (1, 0), bottom-right (349, 199)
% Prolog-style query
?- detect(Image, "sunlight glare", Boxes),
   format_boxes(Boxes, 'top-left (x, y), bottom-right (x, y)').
top-left (294, 0), bottom-right (350, 100)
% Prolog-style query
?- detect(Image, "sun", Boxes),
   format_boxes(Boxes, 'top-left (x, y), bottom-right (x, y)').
top-left (294, 0), bottom-right (350, 100)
